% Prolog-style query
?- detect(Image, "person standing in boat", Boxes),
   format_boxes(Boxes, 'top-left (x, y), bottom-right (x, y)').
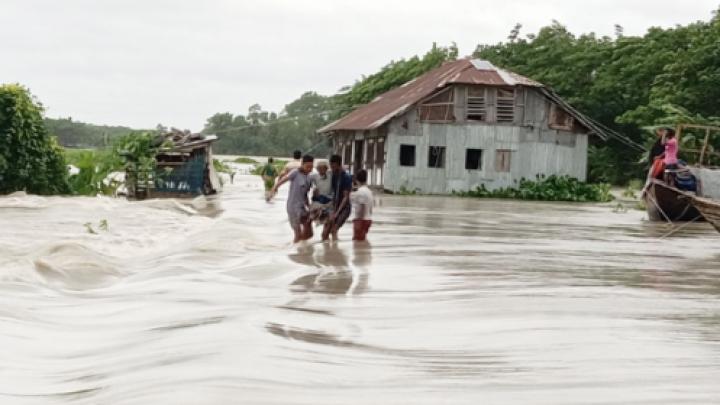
top-left (648, 127), bottom-right (667, 165)
top-left (661, 128), bottom-right (679, 186)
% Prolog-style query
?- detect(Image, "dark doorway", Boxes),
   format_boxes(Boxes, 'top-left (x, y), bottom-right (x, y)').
top-left (354, 140), bottom-right (364, 173)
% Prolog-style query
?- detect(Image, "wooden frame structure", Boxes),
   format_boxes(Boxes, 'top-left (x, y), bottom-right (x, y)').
top-left (676, 124), bottom-right (720, 166)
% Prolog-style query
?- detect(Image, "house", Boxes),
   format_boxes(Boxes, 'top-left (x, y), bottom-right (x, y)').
top-left (318, 59), bottom-right (608, 194)
top-left (126, 129), bottom-right (221, 199)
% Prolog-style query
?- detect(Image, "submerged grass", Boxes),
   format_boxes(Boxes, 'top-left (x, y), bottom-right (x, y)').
top-left (234, 157), bottom-right (259, 164)
top-left (251, 160), bottom-right (287, 176)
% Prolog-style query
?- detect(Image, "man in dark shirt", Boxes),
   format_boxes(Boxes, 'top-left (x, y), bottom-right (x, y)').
top-left (648, 127), bottom-right (668, 165)
top-left (322, 154), bottom-right (353, 241)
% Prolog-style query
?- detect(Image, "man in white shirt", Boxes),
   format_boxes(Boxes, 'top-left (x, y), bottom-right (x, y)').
top-left (350, 169), bottom-right (373, 241)
top-left (308, 161), bottom-right (333, 223)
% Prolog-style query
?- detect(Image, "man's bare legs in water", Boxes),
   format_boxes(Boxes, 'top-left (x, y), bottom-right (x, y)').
top-left (271, 155), bottom-right (315, 244)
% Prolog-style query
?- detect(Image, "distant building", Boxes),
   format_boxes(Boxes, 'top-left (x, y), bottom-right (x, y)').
top-left (318, 59), bottom-right (608, 194)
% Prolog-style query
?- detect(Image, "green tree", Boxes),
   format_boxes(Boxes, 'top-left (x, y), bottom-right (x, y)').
top-left (340, 43), bottom-right (459, 113)
top-left (0, 84), bottom-right (70, 195)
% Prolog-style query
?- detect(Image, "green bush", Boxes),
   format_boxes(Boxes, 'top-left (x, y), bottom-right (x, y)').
top-left (64, 148), bottom-right (118, 196)
top-left (112, 132), bottom-right (166, 195)
top-left (455, 175), bottom-right (614, 203)
top-left (0, 84), bottom-right (70, 195)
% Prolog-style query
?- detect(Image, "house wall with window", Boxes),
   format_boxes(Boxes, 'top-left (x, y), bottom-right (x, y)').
top-left (381, 86), bottom-right (588, 194)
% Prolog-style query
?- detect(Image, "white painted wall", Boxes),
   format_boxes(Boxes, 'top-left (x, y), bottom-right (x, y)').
top-left (383, 122), bottom-right (588, 194)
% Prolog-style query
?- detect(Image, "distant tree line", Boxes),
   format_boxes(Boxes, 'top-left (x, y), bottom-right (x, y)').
top-left (203, 43), bottom-right (460, 157)
top-left (45, 117), bottom-right (138, 148)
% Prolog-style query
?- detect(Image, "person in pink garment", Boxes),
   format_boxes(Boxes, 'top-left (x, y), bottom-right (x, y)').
top-left (661, 128), bottom-right (679, 185)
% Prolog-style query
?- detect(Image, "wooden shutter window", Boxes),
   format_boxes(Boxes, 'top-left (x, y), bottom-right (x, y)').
top-left (496, 88), bottom-right (515, 123)
top-left (466, 87), bottom-right (487, 121)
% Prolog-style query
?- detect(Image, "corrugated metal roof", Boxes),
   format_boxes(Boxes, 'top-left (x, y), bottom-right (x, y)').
top-left (319, 59), bottom-right (543, 132)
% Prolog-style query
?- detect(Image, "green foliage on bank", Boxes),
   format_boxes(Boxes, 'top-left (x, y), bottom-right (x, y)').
top-left (454, 175), bottom-right (614, 203)
top-left (0, 84), bottom-right (70, 195)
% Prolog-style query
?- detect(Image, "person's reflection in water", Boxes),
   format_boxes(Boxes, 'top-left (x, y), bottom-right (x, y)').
top-left (287, 242), bottom-right (319, 268)
top-left (288, 242), bottom-right (370, 296)
top-left (349, 241), bottom-right (372, 295)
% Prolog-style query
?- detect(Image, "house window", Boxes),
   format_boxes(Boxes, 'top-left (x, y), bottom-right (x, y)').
top-left (496, 88), bottom-right (515, 122)
top-left (466, 87), bottom-right (487, 121)
top-left (399, 144), bottom-right (416, 167)
top-left (549, 104), bottom-right (573, 130)
top-left (495, 149), bottom-right (512, 172)
top-left (428, 146), bottom-right (446, 168)
top-left (419, 88), bottom-right (455, 122)
top-left (465, 149), bottom-right (483, 170)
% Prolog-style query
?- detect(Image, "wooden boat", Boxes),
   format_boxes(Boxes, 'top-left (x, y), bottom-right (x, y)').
top-left (643, 179), bottom-right (703, 222)
top-left (690, 196), bottom-right (720, 232)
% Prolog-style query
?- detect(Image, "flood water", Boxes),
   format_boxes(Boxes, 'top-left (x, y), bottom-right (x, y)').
top-left (2, 174), bottom-right (720, 404)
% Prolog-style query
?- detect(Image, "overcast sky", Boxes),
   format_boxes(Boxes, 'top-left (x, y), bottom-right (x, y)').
top-left (1, 1), bottom-right (717, 130)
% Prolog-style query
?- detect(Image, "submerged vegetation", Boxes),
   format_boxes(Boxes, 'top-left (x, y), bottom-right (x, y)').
top-left (233, 157), bottom-right (259, 164)
top-left (455, 175), bottom-right (614, 203)
top-left (212, 159), bottom-right (232, 174)
top-left (250, 159), bottom-right (287, 176)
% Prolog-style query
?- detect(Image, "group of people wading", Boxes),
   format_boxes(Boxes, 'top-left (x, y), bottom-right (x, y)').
top-left (264, 151), bottom-right (373, 244)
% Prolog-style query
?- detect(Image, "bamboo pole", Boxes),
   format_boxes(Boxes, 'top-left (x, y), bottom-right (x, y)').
top-left (699, 128), bottom-right (711, 166)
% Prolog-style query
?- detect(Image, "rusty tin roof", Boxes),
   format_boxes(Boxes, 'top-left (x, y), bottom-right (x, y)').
top-left (319, 59), bottom-right (544, 133)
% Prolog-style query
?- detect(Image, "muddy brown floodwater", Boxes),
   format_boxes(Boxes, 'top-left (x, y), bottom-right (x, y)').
top-left (2, 174), bottom-right (720, 405)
